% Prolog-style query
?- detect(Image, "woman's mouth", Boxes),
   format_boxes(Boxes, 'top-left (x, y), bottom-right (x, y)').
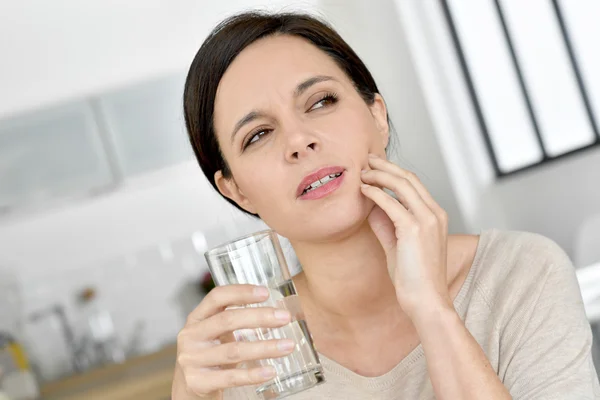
top-left (298, 170), bottom-right (345, 200)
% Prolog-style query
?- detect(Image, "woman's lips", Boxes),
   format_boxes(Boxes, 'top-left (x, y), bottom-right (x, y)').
top-left (296, 166), bottom-right (346, 197)
top-left (298, 171), bottom-right (345, 200)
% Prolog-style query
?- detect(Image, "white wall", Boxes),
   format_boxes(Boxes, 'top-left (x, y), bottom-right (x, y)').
top-left (483, 149), bottom-right (600, 259)
top-left (0, 0), bottom-right (318, 120)
top-left (0, 161), bottom-right (250, 275)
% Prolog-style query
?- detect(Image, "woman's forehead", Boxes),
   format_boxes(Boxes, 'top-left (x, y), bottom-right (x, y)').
top-left (216, 36), bottom-right (347, 105)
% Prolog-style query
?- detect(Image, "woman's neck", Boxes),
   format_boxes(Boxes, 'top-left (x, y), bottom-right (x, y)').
top-left (290, 221), bottom-right (407, 338)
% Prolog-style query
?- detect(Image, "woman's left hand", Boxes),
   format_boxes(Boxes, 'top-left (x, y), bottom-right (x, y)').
top-left (360, 153), bottom-right (453, 321)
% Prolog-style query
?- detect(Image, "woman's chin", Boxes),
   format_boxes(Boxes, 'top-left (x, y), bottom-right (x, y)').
top-left (286, 196), bottom-right (372, 242)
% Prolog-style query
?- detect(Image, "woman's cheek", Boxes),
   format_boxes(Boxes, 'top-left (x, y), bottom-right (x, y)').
top-left (244, 174), bottom-right (279, 203)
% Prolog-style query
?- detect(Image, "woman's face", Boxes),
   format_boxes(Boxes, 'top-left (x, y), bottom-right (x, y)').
top-left (213, 35), bottom-right (389, 242)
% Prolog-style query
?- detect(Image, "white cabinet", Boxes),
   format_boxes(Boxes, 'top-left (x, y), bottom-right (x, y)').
top-left (0, 72), bottom-right (195, 216)
top-left (0, 102), bottom-right (113, 213)
top-left (98, 73), bottom-right (194, 176)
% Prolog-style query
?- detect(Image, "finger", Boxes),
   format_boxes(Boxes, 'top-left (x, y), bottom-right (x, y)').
top-left (187, 284), bottom-right (270, 323)
top-left (361, 169), bottom-right (431, 220)
top-left (218, 331), bottom-right (236, 345)
top-left (187, 366), bottom-right (277, 394)
top-left (367, 155), bottom-right (443, 216)
top-left (360, 183), bottom-right (415, 227)
top-left (183, 339), bottom-right (296, 368)
top-left (196, 307), bottom-right (292, 340)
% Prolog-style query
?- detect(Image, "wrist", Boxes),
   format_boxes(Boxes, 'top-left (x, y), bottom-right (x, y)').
top-left (173, 365), bottom-right (205, 400)
top-left (407, 295), bottom-right (458, 332)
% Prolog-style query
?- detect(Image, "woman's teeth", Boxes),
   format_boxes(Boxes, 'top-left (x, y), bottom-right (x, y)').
top-left (303, 172), bottom-right (342, 195)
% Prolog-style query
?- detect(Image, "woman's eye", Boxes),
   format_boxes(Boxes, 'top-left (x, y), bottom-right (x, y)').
top-left (310, 93), bottom-right (338, 111)
top-left (244, 129), bottom-right (270, 149)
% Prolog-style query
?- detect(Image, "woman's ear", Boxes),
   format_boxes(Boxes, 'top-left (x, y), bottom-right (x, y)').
top-left (370, 94), bottom-right (390, 149)
top-left (214, 170), bottom-right (257, 214)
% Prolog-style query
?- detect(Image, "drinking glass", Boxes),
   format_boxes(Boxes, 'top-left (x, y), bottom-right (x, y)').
top-left (205, 230), bottom-right (324, 399)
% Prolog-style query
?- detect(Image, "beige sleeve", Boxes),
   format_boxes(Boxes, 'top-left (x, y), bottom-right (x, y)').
top-left (502, 240), bottom-right (600, 399)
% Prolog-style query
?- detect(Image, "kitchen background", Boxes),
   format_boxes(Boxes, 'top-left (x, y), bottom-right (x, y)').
top-left (1, 0), bottom-right (599, 399)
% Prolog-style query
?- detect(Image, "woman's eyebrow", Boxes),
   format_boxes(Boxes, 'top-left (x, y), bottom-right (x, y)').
top-left (231, 110), bottom-right (265, 144)
top-left (294, 75), bottom-right (336, 98)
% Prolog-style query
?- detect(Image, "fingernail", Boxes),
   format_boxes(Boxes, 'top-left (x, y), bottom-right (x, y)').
top-left (277, 339), bottom-right (295, 352)
top-left (274, 309), bottom-right (291, 321)
top-left (260, 366), bottom-right (276, 378)
top-left (361, 169), bottom-right (368, 174)
top-left (361, 184), bottom-right (370, 189)
top-left (254, 286), bottom-right (269, 298)
top-left (369, 153), bottom-right (379, 158)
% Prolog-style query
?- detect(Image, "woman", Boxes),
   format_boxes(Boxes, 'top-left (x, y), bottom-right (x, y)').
top-left (173, 11), bottom-right (600, 400)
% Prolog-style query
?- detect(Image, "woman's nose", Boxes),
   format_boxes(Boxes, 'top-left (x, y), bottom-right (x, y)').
top-left (286, 139), bottom-right (319, 161)
top-left (282, 121), bottom-right (321, 162)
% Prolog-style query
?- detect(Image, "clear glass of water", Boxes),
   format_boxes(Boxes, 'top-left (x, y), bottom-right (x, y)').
top-left (205, 230), bottom-right (324, 399)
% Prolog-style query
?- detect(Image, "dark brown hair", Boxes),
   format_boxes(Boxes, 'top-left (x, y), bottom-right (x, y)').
top-left (183, 11), bottom-right (389, 217)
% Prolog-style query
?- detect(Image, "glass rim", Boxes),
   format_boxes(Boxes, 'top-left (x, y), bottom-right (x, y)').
top-left (204, 229), bottom-right (277, 258)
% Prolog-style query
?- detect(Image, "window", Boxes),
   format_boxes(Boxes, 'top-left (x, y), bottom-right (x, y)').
top-left (441, 0), bottom-right (600, 176)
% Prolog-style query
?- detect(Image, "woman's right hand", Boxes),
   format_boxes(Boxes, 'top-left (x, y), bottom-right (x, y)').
top-left (172, 284), bottom-right (295, 399)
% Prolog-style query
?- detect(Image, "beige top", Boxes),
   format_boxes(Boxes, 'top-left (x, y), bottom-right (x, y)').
top-left (225, 229), bottom-right (600, 399)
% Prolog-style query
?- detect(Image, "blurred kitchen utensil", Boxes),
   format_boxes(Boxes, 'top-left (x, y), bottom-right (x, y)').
top-left (29, 304), bottom-right (92, 374)
top-left (0, 269), bottom-right (23, 340)
top-left (77, 287), bottom-right (125, 366)
top-left (0, 366), bottom-right (13, 400)
top-left (0, 332), bottom-right (38, 400)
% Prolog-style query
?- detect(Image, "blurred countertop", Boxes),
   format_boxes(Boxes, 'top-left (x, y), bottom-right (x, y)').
top-left (39, 343), bottom-right (176, 400)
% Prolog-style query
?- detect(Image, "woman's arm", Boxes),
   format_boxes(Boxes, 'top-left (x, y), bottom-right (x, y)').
top-left (412, 301), bottom-right (511, 399)
top-left (361, 154), bottom-right (511, 399)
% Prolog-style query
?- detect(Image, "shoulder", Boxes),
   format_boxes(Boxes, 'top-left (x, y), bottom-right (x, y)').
top-left (474, 229), bottom-right (572, 282)
top-left (470, 231), bottom-right (600, 398)
top-left (471, 229), bottom-right (580, 314)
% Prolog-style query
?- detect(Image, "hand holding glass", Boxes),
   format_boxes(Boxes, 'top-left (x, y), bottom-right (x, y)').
top-left (205, 230), bottom-right (324, 399)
